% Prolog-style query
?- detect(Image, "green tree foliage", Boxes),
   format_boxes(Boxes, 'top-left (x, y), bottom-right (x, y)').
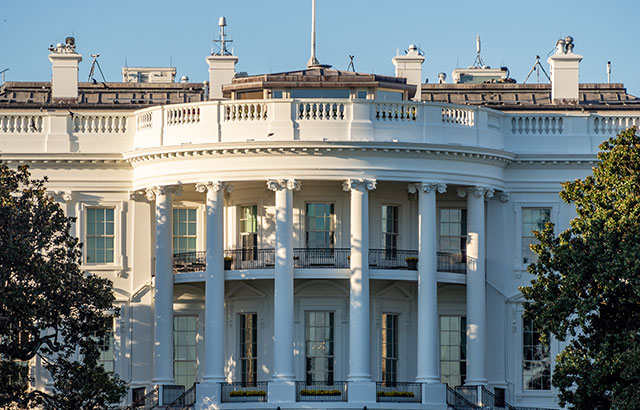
top-left (0, 163), bottom-right (126, 409)
top-left (521, 127), bottom-right (640, 410)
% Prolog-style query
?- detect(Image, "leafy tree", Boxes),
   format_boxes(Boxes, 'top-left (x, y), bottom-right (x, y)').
top-left (0, 163), bottom-right (126, 409)
top-left (521, 127), bottom-right (640, 410)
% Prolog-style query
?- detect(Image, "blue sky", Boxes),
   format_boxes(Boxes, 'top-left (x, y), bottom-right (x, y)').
top-left (2, 0), bottom-right (639, 95)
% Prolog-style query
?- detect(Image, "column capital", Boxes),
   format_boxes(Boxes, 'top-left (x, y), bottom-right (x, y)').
top-left (144, 185), bottom-right (181, 201)
top-left (342, 178), bottom-right (376, 192)
top-left (50, 190), bottom-right (73, 202)
top-left (266, 179), bottom-right (301, 192)
top-left (499, 192), bottom-right (510, 202)
top-left (457, 186), bottom-right (494, 199)
top-left (195, 181), bottom-right (234, 194)
top-left (408, 182), bottom-right (447, 194)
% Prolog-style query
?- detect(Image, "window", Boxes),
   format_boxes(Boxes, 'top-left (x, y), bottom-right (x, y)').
top-left (272, 90), bottom-right (283, 98)
top-left (376, 90), bottom-right (403, 101)
top-left (305, 311), bottom-right (334, 385)
top-left (173, 208), bottom-right (197, 255)
top-left (381, 205), bottom-right (399, 258)
top-left (356, 90), bottom-right (368, 99)
top-left (239, 205), bottom-right (258, 260)
top-left (290, 89), bottom-right (350, 99)
top-left (381, 313), bottom-right (398, 385)
top-left (439, 209), bottom-right (467, 272)
top-left (97, 318), bottom-right (115, 373)
top-left (522, 318), bottom-right (551, 390)
top-left (174, 315), bottom-right (197, 389)
top-left (86, 207), bottom-right (115, 264)
top-left (305, 203), bottom-right (335, 249)
top-left (239, 313), bottom-right (257, 386)
top-left (521, 208), bottom-right (551, 264)
top-left (440, 316), bottom-right (466, 388)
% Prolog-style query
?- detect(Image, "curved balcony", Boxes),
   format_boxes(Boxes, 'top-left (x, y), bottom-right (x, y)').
top-left (133, 99), bottom-right (504, 151)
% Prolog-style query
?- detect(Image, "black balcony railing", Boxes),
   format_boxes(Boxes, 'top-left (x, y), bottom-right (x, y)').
top-left (221, 382), bottom-right (268, 403)
top-left (296, 381), bottom-right (348, 402)
top-left (130, 386), bottom-right (158, 410)
top-left (369, 249), bottom-right (419, 270)
top-left (376, 382), bottom-right (422, 403)
top-left (224, 249), bottom-right (275, 270)
top-left (446, 386), bottom-right (479, 410)
top-left (166, 383), bottom-right (196, 409)
top-left (293, 248), bottom-right (350, 268)
top-left (437, 251), bottom-right (467, 274)
top-left (173, 251), bottom-right (207, 273)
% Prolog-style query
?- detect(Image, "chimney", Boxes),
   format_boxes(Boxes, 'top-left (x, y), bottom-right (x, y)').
top-left (547, 36), bottom-right (582, 103)
top-left (206, 16), bottom-right (238, 100)
top-left (48, 37), bottom-right (82, 102)
top-left (392, 45), bottom-right (425, 100)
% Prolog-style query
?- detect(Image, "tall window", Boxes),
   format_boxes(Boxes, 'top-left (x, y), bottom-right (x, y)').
top-left (381, 205), bottom-right (399, 257)
top-left (523, 318), bottom-right (551, 390)
top-left (173, 208), bottom-right (197, 255)
top-left (174, 315), bottom-right (197, 389)
top-left (86, 208), bottom-right (115, 264)
top-left (97, 318), bottom-right (115, 373)
top-left (305, 203), bottom-right (335, 249)
top-left (239, 205), bottom-right (258, 260)
top-left (305, 311), bottom-right (334, 384)
top-left (440, 316), bottom-right (467, 388)
top-left (521, 208), bottom-right (551, 264)
top-left (239, 313), bottom-right (257, 386)
top-left (439, 209), bottom-right (467, 255)
top-left (381, 313), bottom-right (399, 385)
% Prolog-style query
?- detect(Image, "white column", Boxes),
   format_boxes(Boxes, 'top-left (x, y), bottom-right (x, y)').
top-left (343, 178), bottom-right (376, 403)
top-left (410, 182), bottom-right (446, 384)
top-left (149, 186), bottom-right (175, 385)
top-left (267, 179), bottom-right (299, 402)
top-left (197, 182), bottom-right (230, 384)
top-left (461, 186), bottom-right (493, 386)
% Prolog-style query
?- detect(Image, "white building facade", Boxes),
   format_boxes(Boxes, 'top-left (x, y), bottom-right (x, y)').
top-left (2, 34), bottom-right (639, 410)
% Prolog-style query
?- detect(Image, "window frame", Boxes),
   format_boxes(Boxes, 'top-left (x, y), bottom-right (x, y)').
top-left (304, 202), bottom-right (336, 250)
top-left (304, 310), bottom-right (336, 385)
top-left (173, 314), bottom-right (199, 389)
top-left (238, 204), bottom-right (259, 252)
top-left (77, 201), bottom-right (124, 271)
top-left (514, 202), bottom-right (558, 270)
top-left (381, 312), bottom-right (399, 385)
top-left (381, 204), bottom-right (400, 252)
top-left (439, 315), bottom-right (467, 388)
top-left (172, 207), bottom-right (199, 256)
top-left (238, 312), bottom-right (258, 386)
top-left (437, 207), bottom-right (467, 256)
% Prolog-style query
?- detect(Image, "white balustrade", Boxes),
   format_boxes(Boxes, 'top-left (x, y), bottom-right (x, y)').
top-left (0, 115), bottom-right (43, 133)
top-left (223, 102), bottom-right (268, 121)
top-left (136, 111), bottom-right (153, 131)
top-left (487, 112), bottom-right (501, 130)
top-left (441, 107), bottom-right (474, 126)
top-left (593, 116), bottom-right (640, 135)
top-left (73, 115), bottom-right (127, 133)
top-left (375, 103), bottom-right (417, 122)
top-left (166, 106), bottom-right (201, 126)
top-left (297, 101), bottom-right (346, 120)
top-left (510, 116), bottom-right (563, 135)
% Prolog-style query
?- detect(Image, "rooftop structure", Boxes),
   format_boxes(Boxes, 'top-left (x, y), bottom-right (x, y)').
top-left (1, 20), bottom-right (639, 410)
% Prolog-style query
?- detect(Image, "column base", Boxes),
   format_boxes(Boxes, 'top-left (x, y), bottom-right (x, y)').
top-left (423, 382), bottom-right (447, 407)
top-left (268, 380), bottom-right (296, 403)
top-left (347, 381), bottom-right (376, 403)
top-left (194, 382), bottom-right (221, 409)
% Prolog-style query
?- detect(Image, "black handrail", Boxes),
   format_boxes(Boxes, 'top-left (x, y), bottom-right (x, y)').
top-left (130, 386), bottom-right (158, 410)
top-left (166, 383), bottom-right (197, 409)
top-left (293, 248), bottom-right (350, 268)
top-left (375, 381), bottom-right (421, 403)
top-left (369, 249), bottom-right (418, 270)
top-left (173, 251), bottom-right (206, 273)
top-left (446, 386), bottom-right (479, 410)
top-left (224, 249), bottom-right (275, 270)
top-left (221, 382), bottom-right (268, 403)
top-left (296, 381), bottom-right (348, 402)
top-left (437, 251), bottom-right (467, 274)
top-left (162, 385), bottom-right (185, 407)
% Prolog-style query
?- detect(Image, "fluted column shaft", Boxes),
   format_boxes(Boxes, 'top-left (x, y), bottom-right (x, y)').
top-left (152, 187), bottom-right (174, 384)
top-left (344, 179), bottom-right (376, 382)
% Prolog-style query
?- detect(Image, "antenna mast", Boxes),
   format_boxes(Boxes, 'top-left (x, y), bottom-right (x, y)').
top-left (307, 0), bottom-right (320, 67)
top-left (88, 54), bottom-right (107, 83)
top-left (473, 35), bottom-right (485, 67)
top-left (213, 16), bottom-right (232, 56)
top-left (523, 55), bottom-right (550, 84)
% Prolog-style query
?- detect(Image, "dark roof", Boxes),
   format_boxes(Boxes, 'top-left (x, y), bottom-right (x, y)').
top-left (225, 68), bottom-right (414, 92)
top-left (421, 82), bottom-right (640, 111)
top-left (0, 81), bottom-right (206, 109)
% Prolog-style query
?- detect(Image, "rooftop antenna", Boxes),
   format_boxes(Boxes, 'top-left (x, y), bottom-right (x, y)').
top-left (347, 55), bottom-right (355, 72)
top-left (88, 54), bottom-right (107, 83)
top-left (0, 68), bottom-right (8, 83)
top-left (213, 16), bottom-right (232, 56)
top-left (607, 61), bottom-right (611, 83)
top-left (472, 35), bottom-right (485, 67)
top-left (523, 55), bottom-right (550, 84)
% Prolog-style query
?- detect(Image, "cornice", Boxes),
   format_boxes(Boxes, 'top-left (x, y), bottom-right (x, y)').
top-left (509, 154), bottom-right (598, 168)
top-left (0, 154), bottom-right (129, 168)
top-left (123, 141), bottom-right (516, 167)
